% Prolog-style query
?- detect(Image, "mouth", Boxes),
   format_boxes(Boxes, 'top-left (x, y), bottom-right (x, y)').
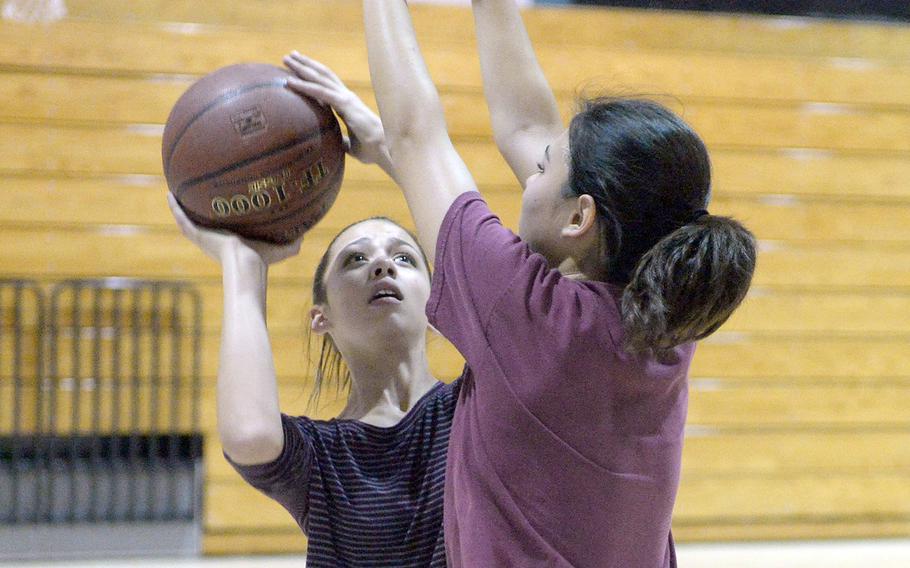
top-left (369, 284), bottom-right (403, 305)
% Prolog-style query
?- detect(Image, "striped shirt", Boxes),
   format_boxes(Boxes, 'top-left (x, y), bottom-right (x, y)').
top-left (228, 378), bottom-right (461, 567)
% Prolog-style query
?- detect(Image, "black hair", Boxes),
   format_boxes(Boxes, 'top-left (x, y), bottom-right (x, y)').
top-left (566, 97), bottom-right (756, 355)
top-left (306, 217), bottom-right (431, 406)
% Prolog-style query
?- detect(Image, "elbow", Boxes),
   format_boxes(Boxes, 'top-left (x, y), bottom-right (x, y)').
top-left (220, 424), bottom-right (284, 465)
top-left (384, 120), bottom-right (422, 147)
top-left (381, 85), bottom-right (447, 147)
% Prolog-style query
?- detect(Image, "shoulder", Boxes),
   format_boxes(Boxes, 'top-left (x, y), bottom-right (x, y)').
top-left (415, 379), bottom-right (461, 421)
top-left (280, 414), bottom-right (345, 450)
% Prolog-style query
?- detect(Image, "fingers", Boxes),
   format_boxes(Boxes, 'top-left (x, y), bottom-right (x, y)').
top-left (285, 77), bottom-right (342, 108)
top-left (283, 53), bottom-right (350, 110)
top-left (286, 51), bottom-right (344, 88)
top-left (283, 53), bottom-right (339, 92)
top-left (251, 233), bottom-right (305, 265)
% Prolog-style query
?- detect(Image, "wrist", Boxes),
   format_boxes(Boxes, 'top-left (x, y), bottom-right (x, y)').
top-left (221, 240), bottom-right (267, 273)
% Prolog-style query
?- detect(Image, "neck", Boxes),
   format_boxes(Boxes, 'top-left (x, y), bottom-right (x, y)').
top-left (556, 247), bottom-right (608, 282)
top-left (336, 339), bottom-right (438, 427)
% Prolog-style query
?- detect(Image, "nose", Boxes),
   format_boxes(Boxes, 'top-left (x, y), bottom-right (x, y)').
top-left (370, 257), bottom-right (396, 279)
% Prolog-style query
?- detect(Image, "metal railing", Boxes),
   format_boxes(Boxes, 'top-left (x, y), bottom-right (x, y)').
top-left (1, 279), bottom-right (203, 526)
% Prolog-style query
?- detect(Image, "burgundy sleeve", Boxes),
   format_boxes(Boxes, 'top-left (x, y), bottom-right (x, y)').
top-left (426, 192), bottom-right (549, 364)
top-left (224, 413), bottom-right (314, 525)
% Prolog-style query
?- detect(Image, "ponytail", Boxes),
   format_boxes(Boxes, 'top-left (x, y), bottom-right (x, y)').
top-left (565, 97), bottom-right (756, 354)
top-left (620, 214), bottom-right (756, 354)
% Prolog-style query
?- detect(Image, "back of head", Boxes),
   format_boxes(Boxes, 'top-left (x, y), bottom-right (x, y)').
top-left (567, 98), bottom-right (756, 355)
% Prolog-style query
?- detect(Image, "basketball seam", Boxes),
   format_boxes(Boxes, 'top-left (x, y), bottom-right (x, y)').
top-left (173, 124), bottom-right (337, 197)
top-left (162, 77), bottom-right (288, 175)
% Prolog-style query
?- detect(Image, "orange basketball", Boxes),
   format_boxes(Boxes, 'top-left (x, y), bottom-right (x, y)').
top-left (162, 63), bottom-right (345, 244)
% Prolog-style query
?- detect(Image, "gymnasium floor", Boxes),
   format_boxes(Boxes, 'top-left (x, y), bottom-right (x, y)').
top-left (6, 539), bottom-right (910, 568)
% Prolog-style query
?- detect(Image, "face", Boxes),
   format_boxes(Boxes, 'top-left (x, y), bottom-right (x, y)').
top-left (519, 130), bottom-right (576, 266)
top-left (312, 220), bottom-right (431, 353)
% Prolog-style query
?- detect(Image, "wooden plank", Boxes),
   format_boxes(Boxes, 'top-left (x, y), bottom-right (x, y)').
top-left (4, 121), bottom-right (910, 199)
top-left (692, 291), bottom-right (910, 334)
top-left (752, 241), bottom-right (910, 288)
top-left (4, 72), bottom-right (910, 152)
top-left (0, 122), bottom-right (516, 185)
top-left (203, 520), bottom-right (910, 553)
top-left (11, 359), bottom-right (910, 438)
top-left (711, 150), bottom-right (910, 200)
top-left (672, 519), bottom-right (910, 542)
top-left (2, 20), bottom-right (910, 106)
top-left (0, 174), bottom-right (419, 233)
top-left (203, 519), bottom-right (910, 554)
top-left (62, 0), bottom-right (910, 61)
top-left (182, 282), bottom-right (910, 336)
top-left (682, 101), bottom-right (910, 152)
top-left (674, 473), bottom-right (910, 521)
top-left (193, 379), bottom-right (910, 448)
top-left (3, 174), bottom-right (910, 242)
top-left (7, 149), bottom-right (910, 209)
top-left (687, 382), bottom-right (910, 427)
top-left (203, 430), bottom-right (910, 482)
top-left (1, 329), bottom-right (466, 388)
top-left (693, 335), bottom-right (910, 378)
top-left (681, 432), bottom-right (910, 476)
top-left (203, 531), bottom-right (307, 556)
top-left (7, 322), bottom-right (908, 388)
top-left (202, 379), bottom-right (910, 432)
top-left (204, 472), bottom-right (910, 530)
top-left (2, 226), bottom-right (908, 289)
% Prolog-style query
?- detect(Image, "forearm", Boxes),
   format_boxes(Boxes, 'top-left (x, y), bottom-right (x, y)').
top-left (364, 0), bottom-right (447, 143)
top-left (216, 246), bottom-right (284, 465)
top-left (472, 0), bottom-right (562, 142)
top-left (363, 0), bottom-right (475, 261)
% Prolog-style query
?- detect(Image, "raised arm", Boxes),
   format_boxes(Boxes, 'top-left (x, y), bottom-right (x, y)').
top-left (168, 195), bottom-right (288, 465)
top-left (471, 0), bottom-right (564, 186)
top-left (363, 0), bottom-right (476, 262)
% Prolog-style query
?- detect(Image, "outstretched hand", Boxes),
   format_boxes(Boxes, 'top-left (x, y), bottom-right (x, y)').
top-left (167, 193), bottom-right (303, 266)
top-left (284, 51), bottom-right (392, 172)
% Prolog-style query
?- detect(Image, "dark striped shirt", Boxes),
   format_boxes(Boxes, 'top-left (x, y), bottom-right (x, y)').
top-left (228, 378), bottom-right (461, 567)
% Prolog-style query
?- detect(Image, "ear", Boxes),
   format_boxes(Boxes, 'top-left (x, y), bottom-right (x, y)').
top-left (309, 306), bottom-right (330, 336)
top-left (561, 194), bottom-right (599, 240)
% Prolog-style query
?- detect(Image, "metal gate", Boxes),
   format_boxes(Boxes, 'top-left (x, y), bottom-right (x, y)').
top-left (0, 279), bottom-right (204, 559)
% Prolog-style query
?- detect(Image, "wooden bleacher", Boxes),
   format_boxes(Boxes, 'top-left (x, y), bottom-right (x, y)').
top-left (1, 0), bottom-right (908, 553)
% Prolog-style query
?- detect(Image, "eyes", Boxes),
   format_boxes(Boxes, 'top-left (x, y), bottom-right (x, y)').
top-left (535, 162), bottom-right (545, 174)
top-left (344, 251), bottom-right (417, 267)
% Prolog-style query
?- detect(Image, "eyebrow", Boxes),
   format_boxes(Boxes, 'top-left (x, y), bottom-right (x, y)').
top-left (336, 237), bottom-right (420, 257)
top-left (544, 145), bottom-right (551, 163)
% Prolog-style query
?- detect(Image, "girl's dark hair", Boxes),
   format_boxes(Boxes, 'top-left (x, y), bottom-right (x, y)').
top-left (306, 217), bottom-right (430, 405)
top-left (566, 97), bottom-right (756, 355)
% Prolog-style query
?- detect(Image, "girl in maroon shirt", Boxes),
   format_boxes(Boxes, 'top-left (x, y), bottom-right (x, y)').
top-left (363, 1), bottom-right (756, 566)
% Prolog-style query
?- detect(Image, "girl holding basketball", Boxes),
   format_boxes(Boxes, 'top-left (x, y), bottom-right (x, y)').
top-left (363, 0), bottom-right (756, 566)
top-left (168, 55), bottom-right (459, 567)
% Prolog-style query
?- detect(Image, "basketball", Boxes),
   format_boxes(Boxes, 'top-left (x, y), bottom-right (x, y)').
top-left (162, 63), bottom-right (345, 244)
